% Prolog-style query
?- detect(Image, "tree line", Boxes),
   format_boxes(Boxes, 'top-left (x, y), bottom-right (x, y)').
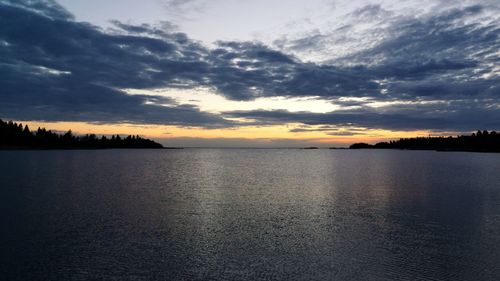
top-left (350, 130), bottom-right (500, 152)
top-left (0, 119), bottom-right (163, 149)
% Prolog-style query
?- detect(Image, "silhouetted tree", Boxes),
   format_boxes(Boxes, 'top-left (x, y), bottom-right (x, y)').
top-left (0, 119), bottom-right (163, 149)
top-left (350, 130), bottom-right (500, 152)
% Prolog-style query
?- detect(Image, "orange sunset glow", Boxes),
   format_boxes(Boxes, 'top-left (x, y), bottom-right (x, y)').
top-left (18, 120), bottom-right (437, 147)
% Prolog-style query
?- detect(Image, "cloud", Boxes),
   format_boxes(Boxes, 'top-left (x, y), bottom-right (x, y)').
top-left (326, 131), bottom-right (361, 136)
top-left (224, 99), bottom-right (500, 131)
top-left (220, 3), bottom-right (500, 131)
top-left (350, 4), bottom-right (393, 22)
top-left (289, 125), bottom-right (367, 135)
top-left (1, 0), bottom-right (73, 20)
top-left (0, 1), bottom-right (498, 132)
top-left (0, 1), bottom-right (228, 127)
top-left (159, 0), bottom-right (211, 21)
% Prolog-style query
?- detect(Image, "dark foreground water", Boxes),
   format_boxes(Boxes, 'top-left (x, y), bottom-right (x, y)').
top-left (1, 149), bottom-right (499, 281)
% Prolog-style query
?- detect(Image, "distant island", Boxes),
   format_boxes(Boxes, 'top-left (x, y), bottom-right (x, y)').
top-left (0, 119), bottom-right (163, 149)
top-left (349, 131), bottom-right (500, 153)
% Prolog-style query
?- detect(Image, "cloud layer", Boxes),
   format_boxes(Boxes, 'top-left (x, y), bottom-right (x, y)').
top-left (0, 0), bottom-right (498, 132)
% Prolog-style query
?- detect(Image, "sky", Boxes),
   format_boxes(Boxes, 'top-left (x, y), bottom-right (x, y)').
top-left (0, 0), bottom-right (499, 147)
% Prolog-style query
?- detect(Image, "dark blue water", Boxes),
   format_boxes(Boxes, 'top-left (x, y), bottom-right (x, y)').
top-left (1, 149), bottom-right (499, 280)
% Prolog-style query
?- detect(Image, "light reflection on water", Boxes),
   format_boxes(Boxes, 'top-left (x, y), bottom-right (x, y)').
top-left (1, 149), bottom-right (499, 280)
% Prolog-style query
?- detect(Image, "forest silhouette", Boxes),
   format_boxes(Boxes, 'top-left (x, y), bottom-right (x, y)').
top-left (350, 131), bottom-right (500, 152)
top-left (0, 119), bottom-right (163, 149)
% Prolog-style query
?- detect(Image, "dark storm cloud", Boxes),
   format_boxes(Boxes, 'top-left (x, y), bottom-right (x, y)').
top-left (0, 0), bottom-right (381, 123)
top-left (0, 1), bottom-right (498, 131)
top-left (225, 100), bottom-right (500, 131)
top-left (206, 42), bottom-right (378, 100)
top-left (199, 4), bottom-right (498, 103)
top-left (2, 0), bottom-right (73, 19)
top-left (336, 4), bottom-right (499, 101)
top-left (353, 5), bottom-right (498, 79)
top-left (0, 0), bottom-right (228, 126)
top-left (222, 3), bottom-right (500, 131)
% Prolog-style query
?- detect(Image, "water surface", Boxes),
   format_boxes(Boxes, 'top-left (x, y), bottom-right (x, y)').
top-left (1, 149), bottom-right (499, 280)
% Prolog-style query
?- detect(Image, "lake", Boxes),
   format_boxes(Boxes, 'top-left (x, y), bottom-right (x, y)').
top-left (1, 149), bottom-right (499, 280)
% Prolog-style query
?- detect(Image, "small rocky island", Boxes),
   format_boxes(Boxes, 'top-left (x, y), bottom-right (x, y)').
top-left (0, 119), bottom-right (163, 149)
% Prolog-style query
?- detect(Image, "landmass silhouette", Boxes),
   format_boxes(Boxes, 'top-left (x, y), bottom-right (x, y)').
top-left (0, 119), bottom-right (163, 149)
top-left (349, 131), bottom-right (500, 152)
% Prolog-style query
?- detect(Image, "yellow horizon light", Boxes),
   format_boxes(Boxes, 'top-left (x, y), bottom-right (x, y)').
top-left (11, 120), bottom-right (439, 146)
